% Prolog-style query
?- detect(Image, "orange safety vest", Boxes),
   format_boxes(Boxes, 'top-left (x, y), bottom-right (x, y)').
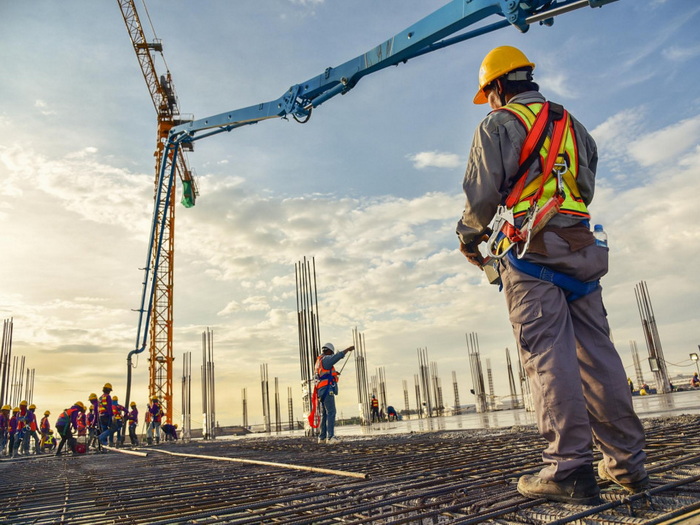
top-left (371, 398), bottom-right (379, 409)
top-left (314, 355), bottom-right (339, 390)
top-left (98, 394), bottom-right (111, 415)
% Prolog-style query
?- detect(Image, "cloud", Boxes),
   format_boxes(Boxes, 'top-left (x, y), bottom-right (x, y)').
top-left (407, 151), bottom-right (462, 170)
top-left (628, 115), bottom-right (700, 167)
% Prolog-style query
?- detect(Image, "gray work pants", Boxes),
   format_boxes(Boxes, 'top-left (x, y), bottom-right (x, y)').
top-left (501, 231), bottom-right (647, 483)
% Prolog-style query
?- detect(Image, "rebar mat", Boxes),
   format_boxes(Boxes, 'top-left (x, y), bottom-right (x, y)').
top-left (1, 415), bottom-right (699, 524)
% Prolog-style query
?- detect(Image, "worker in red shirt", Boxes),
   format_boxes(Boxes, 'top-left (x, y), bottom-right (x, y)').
top-left (55, 402), bottom-right (86, 456)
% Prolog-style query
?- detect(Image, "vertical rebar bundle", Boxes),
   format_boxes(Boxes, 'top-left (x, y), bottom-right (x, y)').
top-left (287, 386), bottom-right (294, 430)
top-left (417, 348), bottom-right (433, 417)
top-left (486, 358), bottom-right (495, 410)
top-left (451, 371), bottom-right (461, 415)
top-left (9, 355), bottom-right (25, 408)
top-left (181, 351), bottom-right (192, 442)
top-left (630, 340), bottom-right (645, 389)
top-left (260, 364), bottom-right (271, 433)
top-left (635, 281), bottom-right (671, 393)
top-left (377, 366), bottom-right (388, 414)
top-left (402, 379), bottom-right (410, 418)
top-left (466, 332), bottom-right (487, 413)
top-left (242, 387), bottom-right (248, 429)
top-left (430, 361), bottom-right (442, 416)
top-left (274, 377), bottom-right (281, 432)
top-left (295, 256), bottom-right (321, 431)
top-left (353, 328), bottom-right (370, 425)
top-left (505, 347), bottom-right (521, 409)
top-left (201, 328), bottom-right (216, 439)
top-left (413, 374), bottom-right (423, 418)
top-left (0, 318), bottom-right (12, 407)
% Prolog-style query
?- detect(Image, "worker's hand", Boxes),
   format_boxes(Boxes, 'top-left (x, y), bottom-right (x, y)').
top-left (344, 345), bottom-right (355, 353)
top-left (459, 235), bottom-right (488, 269)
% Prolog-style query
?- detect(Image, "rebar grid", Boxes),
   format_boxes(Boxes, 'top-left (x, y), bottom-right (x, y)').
top-left (2, 416), bottom-right (699, 524)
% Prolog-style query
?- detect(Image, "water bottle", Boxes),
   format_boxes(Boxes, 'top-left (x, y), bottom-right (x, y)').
top-left (593, 224), bottom-right (608, 247)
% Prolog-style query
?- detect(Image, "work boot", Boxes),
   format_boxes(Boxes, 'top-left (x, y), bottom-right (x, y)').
top-left (147, 437), bottom-right (153, 446)
top-left (598, 461), bottom-right (650, 494)
top-left (517, 464), bottom-right (601, 505)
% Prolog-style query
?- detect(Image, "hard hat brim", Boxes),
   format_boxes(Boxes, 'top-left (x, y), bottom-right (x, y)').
top-left (473, 89), bottom-right (488, 105)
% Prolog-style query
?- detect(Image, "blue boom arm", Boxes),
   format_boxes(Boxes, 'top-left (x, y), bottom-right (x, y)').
top-left (131, 0), bottom-right (618, 358)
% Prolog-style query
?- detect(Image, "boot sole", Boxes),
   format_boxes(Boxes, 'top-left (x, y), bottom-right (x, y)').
top-left (517, 486), bottom-right (602, 505)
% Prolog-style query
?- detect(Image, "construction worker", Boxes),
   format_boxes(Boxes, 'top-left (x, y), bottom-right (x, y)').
top-left (110, 395), bottom-right (125, 445)
top-left (0, 405), bottom-right (10, 457)
top-left (22, 404), bottom-right (41, 454)
top-left (87, 393), bottom-right (100, 449)
top-left (40, 411), bottom-right (51, 449)
top-left (370, 394), bottom-right (380, 423)
top-left (12, 400), bottom-right (29, 457)
top-left (691, 372), bottom-right (700, 388)
top-left (387, 406), bottom-right (399, 422)
top-left (162, 422), bottom-right (178, 441)
top-left (8, 407), bottom-right (20, 458)
top-left (314, 342), bottom-right (354, 444)
top-left (98, 383), bottom-right (114, 446)
top-left (456, 46), bottom-right (648, 504)
top-left (146, 395), bottom-right (163, 445)
top-left (55, 402), bottom-right (86, 456)
top-left (126, 402), bottom-right (139, 445)
top-left (42, 430), bottom-right (57, 452)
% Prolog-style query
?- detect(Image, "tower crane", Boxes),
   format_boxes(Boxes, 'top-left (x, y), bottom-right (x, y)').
top-left (117, 0), bottom-right (198, 424)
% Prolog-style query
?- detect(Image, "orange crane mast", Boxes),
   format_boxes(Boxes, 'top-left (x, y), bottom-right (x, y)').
top-left (117, 0), bottom-right (198, 424)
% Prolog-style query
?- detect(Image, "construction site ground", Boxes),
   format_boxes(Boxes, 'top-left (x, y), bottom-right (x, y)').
top-left (2, 415), bottom-right (700, 524)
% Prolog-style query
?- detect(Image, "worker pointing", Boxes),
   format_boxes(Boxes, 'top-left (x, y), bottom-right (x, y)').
top-left (314, 343), bottom-right (354, 444)
top-left (456, 46), bottom-right (648, 504)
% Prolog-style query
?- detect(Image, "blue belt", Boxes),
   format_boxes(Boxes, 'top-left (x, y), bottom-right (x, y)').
top-left (505, 250), bottom-right (599, 302)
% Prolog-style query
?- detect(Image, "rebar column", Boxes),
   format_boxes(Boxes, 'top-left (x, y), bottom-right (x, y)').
top-left (630, 340), bottom-right (645, 390)
top-left (402, 379), bottom-right (410, 419)
top-left (295, 256), bottom-right (321, 434)
top-left (466, 332), bottom-right (487, 413)
top-left (260, 364), bottom-right (271, 433)
top-left (635, 281), bottom-right (671, 393)
top-left (451, 371), bottom-right (461, 415)
top-left (353, 328), bottom-right (370, 425)
top-left (201, 328), bottom-right (216, 438)
top-left (0, 318), bottom-right (12, 406)
top-left (181, 351), bottom-right (191, 441)
top-left (417, 348), bottom-right (433, 417)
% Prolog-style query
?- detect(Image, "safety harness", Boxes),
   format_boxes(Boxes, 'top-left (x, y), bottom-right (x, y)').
top-left (483, 100), bottom-right (599, 302)
top-left (307, 355), bottom-right (339, 429)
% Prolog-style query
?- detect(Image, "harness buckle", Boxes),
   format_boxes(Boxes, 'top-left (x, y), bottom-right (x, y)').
top-left (485, 205), bottom-right (516, 260)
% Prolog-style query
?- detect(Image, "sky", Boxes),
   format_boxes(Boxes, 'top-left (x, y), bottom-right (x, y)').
top-left (1, 0), bottom-right (699, 429)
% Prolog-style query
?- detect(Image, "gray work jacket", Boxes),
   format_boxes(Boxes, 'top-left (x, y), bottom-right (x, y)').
top-left (456, 92), bottom-right (598, 246)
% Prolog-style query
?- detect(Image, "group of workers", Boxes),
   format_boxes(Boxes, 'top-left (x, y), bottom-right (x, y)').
top-left (0, 382), bottom-right (179, 458)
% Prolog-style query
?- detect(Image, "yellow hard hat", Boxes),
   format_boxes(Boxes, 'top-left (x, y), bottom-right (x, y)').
top-left (89, 393), bottom-right (98, 400)
top-left (44, 410), bottom-right (50, 416)
top-left (150, 395), bottom-right (158, 401)
top-left (112, 395), bottom-right (118, 402)
top-left (75, 401), bottom-right (86, 410)
top-left (103, 383), bottom-right (113, 390)
top-left (20, 400), bottom-right (28, 406)
top-left (12, 407), bottom-right (20, 413)
top-left (29, 404), bottom-right (36, 410)
top-left (1, 405), bottom-right (10, 411)
top-left (473, 46), bottom-right (535, 104)
top-left (130, 402), bottom-right (136, 407)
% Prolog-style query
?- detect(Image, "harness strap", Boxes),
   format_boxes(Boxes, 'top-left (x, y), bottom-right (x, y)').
top-left (505, 250), bottom-right (599, 302)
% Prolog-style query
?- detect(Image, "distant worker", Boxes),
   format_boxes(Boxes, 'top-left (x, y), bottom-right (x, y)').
top-left (456, 46), bottom-right (648, 504)
top-left (55, 402), bottom-right (86, 456)
top-left (370, 394), bottom-right (380, 423)
top-left (147, 395), bottom-right (163, 445)
top-left (42, 430), bottom-right (57, 452)
top-left (691, 372), bottom-right (700, 388)
top-left (387, 406), bottom-right (399, 422)
top-left (126, 402), bottom-right (139, 446)
top-left (12, 400), bottom-right (29, 457)
top-left (98, 383), bottom-right (114, 446)
top-left (0, 405), bottom-right (10, 457)
top-left (8, 407), bottom-right (20, 458)
top-left (40, 410), bottom-right (51, 444)
top-left (627, 378), bottom-right (634, 393)
top-left (22, 404), bottom-right (41, 455)
top-left (314, 342), bottom-right (354, 443)
top-left (111, 395), bottom-right (125, 445)
top-left (162, 422), bottom-right (178, 441)
top-left (87, 393), bottom-right (100, 449)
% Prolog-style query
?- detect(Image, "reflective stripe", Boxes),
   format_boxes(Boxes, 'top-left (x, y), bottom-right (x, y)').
top-left (500, 102), bottom-right (589, 220)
